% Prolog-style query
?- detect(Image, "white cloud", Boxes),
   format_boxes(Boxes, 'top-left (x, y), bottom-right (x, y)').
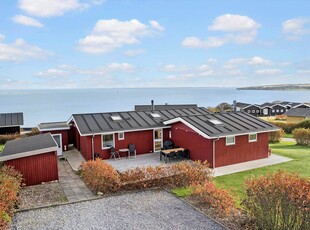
top-left (124, 49), bottom-right (145, 56)
top-left (282, 18), bottom-right (310, 40)
top-left (0, 35), bottom-right (53, 61)
top-left (0, 79), bottom-right (30, 89)
top-left (149, 20), bottom-right (165, 31)
top-left (35, 63), bottom-right (135, 77)
top-left (182, 14), bottom-right (260, 49)
top-left (248, 56), bottom-right (272, 65)
top-left (208, 14), bottom-right (261, 32)
top-left (161, 64), bottom-right (188, 72)
top-left (198, 64), bottom-right (211, 71)
top-left (18, 0), bottom-right (102, 17)
top-left (297, 69), bottom-right (310, 74)
top-left (255, 69), bottom-right (282, 75)
top-left (207, 58), bottom-right (217, 64)
top-left (12, 15), bottom-right (44, 27)
top-left (78, 19), bottom-right (165, 54)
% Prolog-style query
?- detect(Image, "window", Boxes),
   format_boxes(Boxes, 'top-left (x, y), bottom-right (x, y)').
top-left (276, 109), bottom-right (279, 112)
top-left (226, 136), bottom-right (235, 146)
top-left (102, 134), bottom-right (114, 149)
top-left (272, 109), bottom-right (275, 113)
top-left (252, 110), bottom-right (255, 113)
top-left (150, 113), bottom-right (161, 118)
top-left (169, 131), bottom-right (172, 139)
top-left (247, 110), bottom-right (251, 113)
top-left (118, 132), bottom-right (124, 140)
top-left (256, 110), bottom-right (259, 113)
top-left (111, 115), bottom-right (122, 121)
top-left (280, 109), bottom-right (283, 112)
top-left (208, 119), bottom-right (223, 125)
top-left (249, 133), bottom-right (257, 142)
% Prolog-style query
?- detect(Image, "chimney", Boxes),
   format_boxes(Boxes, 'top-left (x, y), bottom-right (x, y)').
top-left (233, 100), bottom-right (237, 112)
top-left (151, 100), bottom-right (155, 111)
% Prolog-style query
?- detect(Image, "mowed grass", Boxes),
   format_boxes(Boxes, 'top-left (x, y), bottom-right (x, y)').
top-left (214, 142), bottom-right (310, 205)
top-left (172, 142), bottom-right (309, 206)
top-left (0, 144), bottom-right (4, 153)
top-left (283, 133), bottom-right (294, 138)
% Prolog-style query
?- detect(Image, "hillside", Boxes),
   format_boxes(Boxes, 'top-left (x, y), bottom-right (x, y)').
top-left (237, 84), bottom-right (310, 91)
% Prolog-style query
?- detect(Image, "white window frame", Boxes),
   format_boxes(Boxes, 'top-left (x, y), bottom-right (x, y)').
top-left (249, 133), bottom-right (257, 142)
top-left (272, 109), bottom-right (275, 112)
top-left (118, 132), bottom-right (124, 140)
top-left (276, 109), bottom-right (279, 112)
top-left (169, 130), bottom-right (172, 139)
top-left (256, 110), bottom-right (260, 113)
top-left (226, 136), bottom-right (235, 146)
top-left (252, 110), bottom-right (255, 113)
top-left (101, 133), bottom-right (115, 149)
top-left (247, 110), bottom-right (251, 113)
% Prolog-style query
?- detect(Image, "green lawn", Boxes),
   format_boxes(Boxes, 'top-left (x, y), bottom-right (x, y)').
top-left (172, 142), bottom-right (310, 206)
top-left (283, 133), bottom-right (294, 138)
top-left (0, 144), bottom-right (4, 153)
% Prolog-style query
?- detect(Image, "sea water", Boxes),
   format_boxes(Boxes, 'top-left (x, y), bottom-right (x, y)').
top-left (0, 87), bottom-right (309, 127)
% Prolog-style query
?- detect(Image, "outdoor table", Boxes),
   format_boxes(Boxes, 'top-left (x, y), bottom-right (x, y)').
top-left (119, 148), bottom-right (130, 158)
top-left (160, 148), bottom-right (185, 163)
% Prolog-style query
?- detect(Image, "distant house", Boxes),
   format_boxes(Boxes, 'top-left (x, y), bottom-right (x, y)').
top-left (235, 102), bottom-right (261, 117)
top-left (0, 112), bottom-right (23, 134)
top-left (43, 105), bottom-right (279, 168)
top-left (284, 108), bottom-right (310, 123)
top-left (0, 134), bottom-right (59, 186)
top-left (280, 101), bottom-right (310, 109)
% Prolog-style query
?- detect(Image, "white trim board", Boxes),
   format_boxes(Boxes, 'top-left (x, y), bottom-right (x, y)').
top-left (0, 146), bottom-right (58, 162)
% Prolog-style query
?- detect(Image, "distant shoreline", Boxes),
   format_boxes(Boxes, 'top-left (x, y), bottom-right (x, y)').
top-left (237, 84), bottom-right (310, 91)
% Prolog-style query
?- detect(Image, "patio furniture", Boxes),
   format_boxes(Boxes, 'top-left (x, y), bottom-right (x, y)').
top-left (167, 151), bottom-right (176, 163)
top-left (128, 144), bottom-right (137, 158)
top-left (110, 147), bottom-right (121, 160)
top-left (161, 140), bottom-right (174, 150)
top-left (160, 147), bottom-right (185, 163)
top-left (183, 149), bottom-right (190, 159)
top-left (119, 148), bottom-right (129, 158)
top-left (176, 150), bottom-right (183, 159)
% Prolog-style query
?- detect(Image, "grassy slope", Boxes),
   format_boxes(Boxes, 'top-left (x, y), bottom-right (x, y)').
top-left (214, 142), bottom-right (310, 205)
top-left (172, 142), bottom-right (309, 206)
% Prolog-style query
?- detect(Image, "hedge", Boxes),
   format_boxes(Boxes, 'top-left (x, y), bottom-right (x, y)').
top-left (292, 128), bottom-right (310, 146)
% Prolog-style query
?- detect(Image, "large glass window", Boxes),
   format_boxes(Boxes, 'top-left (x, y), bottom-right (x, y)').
top-left (102, 134), bottom-right (114, 148)
top-left (226, 136), bottom-right (235, 146)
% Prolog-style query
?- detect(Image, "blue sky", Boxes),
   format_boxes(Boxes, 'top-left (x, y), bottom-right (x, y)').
top-left (0, 0), bottom-right (309, 89)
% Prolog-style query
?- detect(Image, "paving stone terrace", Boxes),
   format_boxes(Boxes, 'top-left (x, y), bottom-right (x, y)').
top-left (58, 160), bottom-right (96, 202)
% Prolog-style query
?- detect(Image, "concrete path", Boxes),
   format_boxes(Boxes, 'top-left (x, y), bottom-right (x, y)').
top-left (58, 160), bottom-right (96, 202)
top-left (213, 154), bottom-right (292, 177)
top-left (63, 147), bottom-right (86, 171)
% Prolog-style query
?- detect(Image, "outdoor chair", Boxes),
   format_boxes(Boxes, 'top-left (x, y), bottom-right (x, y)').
top-left (110, 147), bottom-right (121, 160)
top-left (161, 140), bottom-right (174, 150)
top-left (176, 150), bottom-right (183, 159)
top-left (167, 151), bottom-right (176, 162)
top-left (128, 144), bottom-right (137, 158)
top-left (183, 149), bottom-right (190, 159)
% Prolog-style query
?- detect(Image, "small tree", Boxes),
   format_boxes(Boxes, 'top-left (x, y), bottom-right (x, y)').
top-left (292, 128), bottom-right (310, 146)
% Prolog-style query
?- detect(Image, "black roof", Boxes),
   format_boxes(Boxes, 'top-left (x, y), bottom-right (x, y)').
top-left (72, 107), bottom-right (211, 135)
top-left (38, 121), bottom-right (70, 131)
top-left (135, 104), bottom-right (198, 111)
top-left (235, 102), bottom-right (251, 108)
top-left (166, 112), bottom-right (279, 138)
top-left (0, 112), bottom-right (23, 127)
top-left (1, 133), bottom-right (57, 157)
top-left (285, 108), bottom-right (310, 117)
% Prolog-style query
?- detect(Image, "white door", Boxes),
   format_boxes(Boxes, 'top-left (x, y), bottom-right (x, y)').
top-left (153, 129), bottom-right (163, 152)
top-left (52, 134), bottom-right (63, 156)
top-left (263, 108), bottom-right (268, 115)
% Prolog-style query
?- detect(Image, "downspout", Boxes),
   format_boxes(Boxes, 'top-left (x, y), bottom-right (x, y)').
top-left (212, 137), bottom-right (220, 168)
top-left (91, 134), bottom-right (95, 160)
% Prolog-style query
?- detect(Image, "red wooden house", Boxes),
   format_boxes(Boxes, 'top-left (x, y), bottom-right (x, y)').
top-left (0, 133), bottom-right (59, 185)
top-left (62, 106), bottom-right (278, 168)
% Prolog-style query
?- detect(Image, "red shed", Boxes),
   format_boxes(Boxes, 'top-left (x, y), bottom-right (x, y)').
top-left (0, 133), bottom-right (59, 186)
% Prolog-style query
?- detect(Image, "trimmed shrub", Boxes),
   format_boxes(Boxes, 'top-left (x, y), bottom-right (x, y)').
top-left (296, 119), bottom-right (310, 129)
top-left (191, 181), bottom-right (236, 216)
top-left (80, 159), bottom-right (121, 193)
top-left (120, 161), bottom-right (212, 190)
top-left (269, 129), bottom-right (284, 143)
top-left (292, 128), bottom-right (310, 146)
top-left (267, 121), bottom-right (298, 134)
top-left (0, 166), bottom-right (23, 228)
top-left (23, 128), bottom-right (40, 137)
top-left (242, 171), bottom-right (310, 230)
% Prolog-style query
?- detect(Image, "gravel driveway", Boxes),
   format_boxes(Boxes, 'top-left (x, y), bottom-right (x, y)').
top-left (12, 190), bottom-right (225, 230)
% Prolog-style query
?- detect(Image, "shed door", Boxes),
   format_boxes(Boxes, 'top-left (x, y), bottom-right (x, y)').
top-left (52, 134), bottom-right (63, 156)
top-left (263, 108), bottom-right (268, 115)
